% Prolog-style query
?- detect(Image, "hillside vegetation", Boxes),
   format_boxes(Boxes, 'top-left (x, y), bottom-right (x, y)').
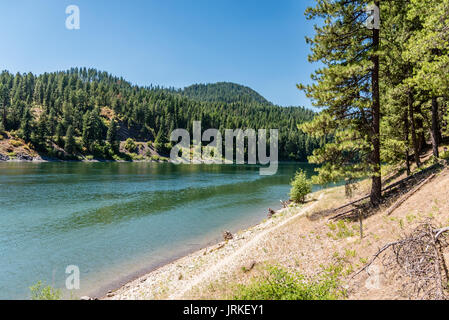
top-left (0, 70), bottom-right (317, 161)
top-left (180, 82), bottom-right (272, 105)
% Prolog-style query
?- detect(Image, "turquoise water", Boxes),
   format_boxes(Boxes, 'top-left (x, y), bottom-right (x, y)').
top-left (0, 162), bottom-right (317, 299)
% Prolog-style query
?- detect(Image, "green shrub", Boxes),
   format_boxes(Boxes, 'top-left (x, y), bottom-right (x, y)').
top-left (131, 153), bottom-right (143, 160)
top-left (441, 150), bottom-right (449, 160)
top-left (233, 266), bottom-right (341, 300)
top-left (289, 169), bottom-right (312, 203)
top-left (89, 142), bottom-right (115, 160)
top-left (112, 154), bottom-right (123, 161)
top-left (150, 155), bottom-right (161, 161)
top-left (124, 138), bottom-right (137, 153)
top-left (0, 134), bottom-right (4, 140)
top-left (10, 140), bottom-right (23, 147)
top-left (327, 220), bottom-right (355, 239)
top-left (30, 281), bottom-right (62, 300)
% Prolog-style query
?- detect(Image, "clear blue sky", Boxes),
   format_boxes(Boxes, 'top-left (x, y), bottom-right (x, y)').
top-left (0, 0), bottom-right (318, 107)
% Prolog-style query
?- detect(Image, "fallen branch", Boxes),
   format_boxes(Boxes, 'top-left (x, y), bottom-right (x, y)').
top-left (324, 163), bottom-right (444, 221)
top-left (327, 169), bottom-right (433, 217)
top-left (351, 241), bottom-right (402, 279)
top-left (385, 173), bottom-right (436, 216)
top-left (329, 207), bottom-right (359, 221)
top-left (353, 222), bottom-right (449, 300)
top-left (435, 227), bottom-right (449, 240)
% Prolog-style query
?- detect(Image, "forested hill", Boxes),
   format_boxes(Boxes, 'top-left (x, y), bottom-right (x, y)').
top-left (180, 82), bottom-right (272, 105)
top-left (0, 68), bottom-right (318, 161)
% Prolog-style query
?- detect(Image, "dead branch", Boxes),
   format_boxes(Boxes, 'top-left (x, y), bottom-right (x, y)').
top-left (385, 173), bottom-right (436, 216)
top-left (329, 207), bottom-right (360, 221)
top-left (328, 164), bottom-right (444, 221)
top-left (435, 227), bottom-right (449, 240)
top-left (353, 222), bottom-right (449, 300)
top-left (351, 241), bottom-right (402, 279)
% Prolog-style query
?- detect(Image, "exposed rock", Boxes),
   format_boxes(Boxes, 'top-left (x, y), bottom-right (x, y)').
top-left (80, 296), bottom-right (93, 300)
top-left (223, 231), bottom-right (233, 241)
top-left (0, 154), bottom-right (9, 161)
top-left (16, 152), bottom-right (33, 161)
top-left (267, 208), bottom-right (276, 218)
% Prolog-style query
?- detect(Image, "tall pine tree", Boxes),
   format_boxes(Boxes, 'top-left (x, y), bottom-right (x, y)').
top-left (299, 0), bottom-right (383, 204)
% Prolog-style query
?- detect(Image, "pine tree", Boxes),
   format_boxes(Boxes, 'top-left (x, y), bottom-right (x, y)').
top-left (106, 119), bottom-right (117, 145)
top-left (154, 128), bottom-right (168, 154)
top-left (82, 111), bottom-right (91, 149)
top-left (55, 123), bottom-right (64, 146)
top-left (34, 113), bottom-right (48, 149)
top-left (106, 118), bottom-right (118, 152)
top-left (299, 0), bottom-right (383, 205)
top-left (380, 0), bottom-right (421, 170)
top-left (0, 87), bottom-right (8, 131)
top-left (65, 125), bottom-right (76, 155)
top-left (19, 108), bottom-right (32, 142)
top-left (404, 0), bottom-right (449, 158)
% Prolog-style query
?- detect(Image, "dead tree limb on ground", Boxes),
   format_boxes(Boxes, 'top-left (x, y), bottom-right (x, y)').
top-left (352, 222), bottom-right (449, 300)
top-left (385, 173), bottom-right (437, 216)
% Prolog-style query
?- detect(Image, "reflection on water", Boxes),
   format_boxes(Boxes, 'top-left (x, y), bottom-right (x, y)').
top-left (0, 162), bottom-right (317, 299)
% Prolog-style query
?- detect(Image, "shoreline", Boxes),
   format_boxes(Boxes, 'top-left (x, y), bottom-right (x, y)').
top-left (90, 236), bottom-right (225, 300)
top-left (90, 206), bottom-right (283, 299)
top-left (0, 157), bottom-right (169, 164)
top-left (98, 194), bottom-right (322, 300)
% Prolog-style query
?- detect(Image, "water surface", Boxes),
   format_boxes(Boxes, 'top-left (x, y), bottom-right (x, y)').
top-left (0, 162), bottom-right (317, 299)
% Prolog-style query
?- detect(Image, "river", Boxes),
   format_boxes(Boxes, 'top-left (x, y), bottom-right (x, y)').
top-left (0, 162), bottom-right (318, 299)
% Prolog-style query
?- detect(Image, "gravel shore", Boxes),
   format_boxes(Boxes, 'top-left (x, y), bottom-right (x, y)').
top-left (102, 195), bottom-right (322, 300)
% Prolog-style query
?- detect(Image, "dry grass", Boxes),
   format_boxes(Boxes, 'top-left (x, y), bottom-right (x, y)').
top-left (182, 164), bottom-right (449, 300)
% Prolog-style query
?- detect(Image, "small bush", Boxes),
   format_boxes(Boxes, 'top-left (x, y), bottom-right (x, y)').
top-left (441, 150), bottom-right (449, 160)
top-left (327, 220), bottom-right (354, 239)
top-left (131, 153), bottom-right (143, 160)
top-left (289, 169), bottom-right (312, 203)
top-left (0, 134), bottom-right (4, 140)
top-left (30, 281), bottom-right (62, 300)
top-left (124, 138), bottom-right (137, 153)
top-left (10, 140), bottom-right (23, 147)
top-left (233, 266), bottom-right (341, 300)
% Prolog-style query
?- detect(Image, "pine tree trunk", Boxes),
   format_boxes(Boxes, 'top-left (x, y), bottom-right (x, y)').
top-left (404, 109), bottom-right (411, 176)
top-left (431, 97), bottom-right (440, 158)
top-left (370, 15), bottom-right (382, 206)
top-left (408, 90), bottom-right (421, 167)
top-left (437, 104), bottom-right (443, 143)
top-left (415, 103), bottom-right (426, 153)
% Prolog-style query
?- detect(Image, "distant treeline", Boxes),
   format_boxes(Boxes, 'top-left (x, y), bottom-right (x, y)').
top-left (0, 68), bottom-right (318, 160)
